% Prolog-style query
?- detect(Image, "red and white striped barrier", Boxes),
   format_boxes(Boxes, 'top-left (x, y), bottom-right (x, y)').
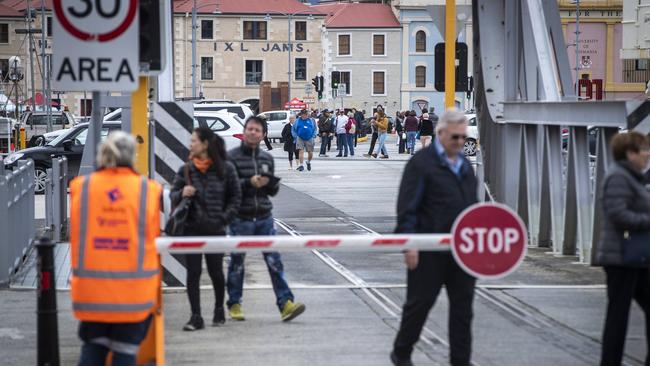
top-left (155, 204), bottom-right (529, 280)
top-left (156, 234), bottom-right (452, 254)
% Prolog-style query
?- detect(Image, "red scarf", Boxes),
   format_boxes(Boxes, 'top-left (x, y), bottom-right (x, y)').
top-left (192, 158), bottom-right (212, 173)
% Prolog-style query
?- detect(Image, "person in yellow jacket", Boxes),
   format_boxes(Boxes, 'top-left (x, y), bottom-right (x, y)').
top-left (69, 131), bottom-right (162, 366)
top-left (372, 107), bottom-right (390, 159)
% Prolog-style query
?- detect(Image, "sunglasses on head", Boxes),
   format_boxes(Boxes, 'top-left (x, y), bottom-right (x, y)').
top-left (451, 134), bottom-right (468, 141)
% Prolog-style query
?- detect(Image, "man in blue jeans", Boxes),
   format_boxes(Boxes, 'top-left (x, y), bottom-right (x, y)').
top-left (227, 116), bottom-right (306, 322)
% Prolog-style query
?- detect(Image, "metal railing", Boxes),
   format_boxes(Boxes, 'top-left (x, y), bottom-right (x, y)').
top-left (45, 156), bottom-right (68, 242)
top-left (0, 159), bottom-right (35, 285)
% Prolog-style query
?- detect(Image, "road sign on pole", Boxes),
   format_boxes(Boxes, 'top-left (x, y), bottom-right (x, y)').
top-left (52, 0), bottom-right (139, 92)
top-left (451, 203), bottom-right (527, 280)
top-left (338, 83), bottom-right (347, 96)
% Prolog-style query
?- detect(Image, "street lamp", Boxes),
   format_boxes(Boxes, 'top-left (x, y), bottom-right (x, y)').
top-left (192, 1), bottom-right (221, 98)
top-left (264, 10), bottom-right (314, 102)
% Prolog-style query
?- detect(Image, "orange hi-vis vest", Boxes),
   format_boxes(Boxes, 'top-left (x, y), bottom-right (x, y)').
top-left (70, 167), bottom-right (162, 323)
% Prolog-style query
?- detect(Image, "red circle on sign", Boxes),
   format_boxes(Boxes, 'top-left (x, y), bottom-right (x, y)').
top-left (451, 203), bottom-right (527, 279)
top-left (53, 0), bottom-right (138, 42)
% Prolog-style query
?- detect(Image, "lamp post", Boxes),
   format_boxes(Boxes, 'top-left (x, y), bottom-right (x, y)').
top-left (264, 11), bottom-right (314, 102)
top-left (191, 2), bottom-right (221, 99)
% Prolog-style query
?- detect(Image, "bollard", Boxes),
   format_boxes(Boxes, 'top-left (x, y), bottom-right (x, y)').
top-left (19, 127), bottom-right (25, 150)
top-left (36, 237), bottom-right (60, 366)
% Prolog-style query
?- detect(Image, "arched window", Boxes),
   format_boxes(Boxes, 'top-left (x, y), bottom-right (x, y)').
top-left (415, 66), bottom-right (426, 87)
top-left (415, 30), bottom-right (426, 52)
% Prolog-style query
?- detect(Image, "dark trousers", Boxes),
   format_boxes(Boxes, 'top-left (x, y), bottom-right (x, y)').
top-left (393, 252), bottom-right (476, 365)
top-left (78, 316), bottom-right (152, 366)
top-left (319, 134), bottom-right (330, 155)
top-left (601, 266), bottom-right (650, 366)
top-left (264, 136), bottom-right (273, 150)
top-left (287, 144), bottom-right (298, 161)
top-left (186, 253), bottom-right (225, 315)
top-left (398, 133), bottom-right (406, 153)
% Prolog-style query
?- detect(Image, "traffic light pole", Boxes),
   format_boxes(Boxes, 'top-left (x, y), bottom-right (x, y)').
top-left (191, 0), bottom-right (197, 98)
top-left (445, 0), bottom-right (456, 109)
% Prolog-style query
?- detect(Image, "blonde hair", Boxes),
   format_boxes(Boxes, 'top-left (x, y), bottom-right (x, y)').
top-left (97, 131), bottom-right (136, 169)
top-left (435, 108), bottom-right (468, 135)
top-left (347, 112), bottom-right (354, 118)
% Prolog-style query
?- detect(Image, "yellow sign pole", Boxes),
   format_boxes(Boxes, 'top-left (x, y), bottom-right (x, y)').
top-left (445, 0), bottom-right (456, 110)
top-left (132, 77), bottom-right (149, 175)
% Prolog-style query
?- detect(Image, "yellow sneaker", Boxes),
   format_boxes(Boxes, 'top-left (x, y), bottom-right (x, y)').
top-left (281, 300), bottom-right (306, 322)
top-left (229, 304), bottom-right (245, 321)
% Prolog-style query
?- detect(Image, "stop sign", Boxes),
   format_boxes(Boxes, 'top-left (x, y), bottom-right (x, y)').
top-left (451, 203), bottom-right (527, 279)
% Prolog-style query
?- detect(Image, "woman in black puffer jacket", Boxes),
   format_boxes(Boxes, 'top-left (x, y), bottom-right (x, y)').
top-left (170, 127), bottom-right (241, 331)
top-left (597, 131), bottom-right (650, 365)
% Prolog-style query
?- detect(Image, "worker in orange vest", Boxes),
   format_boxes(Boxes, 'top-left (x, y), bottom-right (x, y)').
top-left (69, 131), bottom-right (162, 366)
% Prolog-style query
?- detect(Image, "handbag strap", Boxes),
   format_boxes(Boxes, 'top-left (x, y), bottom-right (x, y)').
top-left (184, 162), bottom-right (192, 186)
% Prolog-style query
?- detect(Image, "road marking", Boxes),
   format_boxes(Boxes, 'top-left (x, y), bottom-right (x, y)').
top-left (274, 218), bottom-right (456, 355)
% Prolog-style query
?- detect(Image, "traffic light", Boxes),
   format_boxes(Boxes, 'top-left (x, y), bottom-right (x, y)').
top-left (139, 0), bottom-right (165, 73)
top-left (434, 42), bottom-right (468, 92)
top-left (331, 71), bottom-right (340, 90)
top-left (312, 76), bottom-right (319, 92)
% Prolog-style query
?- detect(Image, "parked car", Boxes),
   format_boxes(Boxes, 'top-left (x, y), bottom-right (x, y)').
top-left (17, 110), bottom-right (77, 143)
top-left (464, 114), bottom-right (479, 156)
top-left (0, 117), bottom-right (17, 153)
top-left (257, 110), bottom-right (291, 139)
top-left (193, 111), bottom-right (245, 151)
top-left (3, 121), bottom-right (121, 193)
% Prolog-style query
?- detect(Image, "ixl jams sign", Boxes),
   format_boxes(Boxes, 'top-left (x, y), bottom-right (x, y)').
top-left (217, 42), bottom-right (307, 53)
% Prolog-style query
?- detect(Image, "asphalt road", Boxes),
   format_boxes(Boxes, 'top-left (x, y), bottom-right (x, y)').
top-left (1, 138), bottom-right (647, 365)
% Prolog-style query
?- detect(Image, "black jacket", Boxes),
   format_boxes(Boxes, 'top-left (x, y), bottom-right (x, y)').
top-left (282, 123), bottom-right (295, 151)
top-left (418, 119), bottom-right (434, 137)
top-left (228, 143), bottom-right (279, 220)
top-left (395, 145), bottom-right (477, 234)
top-left (169, 161), bottom-right (241, 235)
top-left (318, 115), bottom-right (333, 135)
top-left (596, 161), bottom-right (650, 266)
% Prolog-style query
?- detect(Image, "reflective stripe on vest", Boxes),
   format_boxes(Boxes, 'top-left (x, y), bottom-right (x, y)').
top-left (73, 175), bottom-right (158, 314)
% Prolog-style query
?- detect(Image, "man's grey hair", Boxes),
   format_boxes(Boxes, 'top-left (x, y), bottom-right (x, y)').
top-left (96, 131), bottom-right (136, 169)
top-left (435, 108), bottom-right (468, 135)
top-left (289, 113), bottom-right (296, 120)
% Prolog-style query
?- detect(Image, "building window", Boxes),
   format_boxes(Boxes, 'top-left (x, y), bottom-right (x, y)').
top-left (201, 57), bottom-right (213, 80)
top-left (338, 34), bottom-right (350, 56)
top-left (295, 21), bottom-right (306, 41)
top-left (0, 24), bottom-right (8, 44)
top-left (372, 71), bottom-right (385, 95)
top-left (340, 71), bottom-right (351, 95)
top-left (46, 16), bottom-right (52, 37)
top-left (245, 60), bottom-right (263, 85)
top-left (415, 66), bottom-right (426, 87)
top-left (243, 21), bottom-right (267, 40)
top-left (415, 30), bottom-right (426, 52)
top-left (0, 59), bottom-right (8, 81)
top-left (373, 34), bottom-right (385, 56)
top-left (80, 99), bottom-right (92, 117)
top-left (636, 59), bottom-right (648, 71)
top-left (295, 58), bottom-right (307, 80)
top-left (201, 20), bottom-right (213, 39)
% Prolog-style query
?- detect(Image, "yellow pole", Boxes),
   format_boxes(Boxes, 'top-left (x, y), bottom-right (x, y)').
top-left (131, 77), bottom-right (149, 176)
top-left (445, 0), bottom-right (456, 110)
top-left (19, 127), bottom-right (25, 150)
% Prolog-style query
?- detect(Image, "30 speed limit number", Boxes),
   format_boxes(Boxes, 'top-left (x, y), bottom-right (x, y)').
top-left (52, 0), bottom-right (139, 91)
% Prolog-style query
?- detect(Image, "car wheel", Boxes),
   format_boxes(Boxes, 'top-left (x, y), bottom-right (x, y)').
top-left (464, 138), bottom-right (477, 156)
top-left (34, 167), bottom-right (48, 194)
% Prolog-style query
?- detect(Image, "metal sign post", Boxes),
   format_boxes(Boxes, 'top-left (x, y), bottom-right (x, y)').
top-left (338, 84), bottom-right (346, 110)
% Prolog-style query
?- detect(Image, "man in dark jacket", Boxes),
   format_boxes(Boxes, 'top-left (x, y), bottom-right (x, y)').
top-left (391, 109), bottom-right (477, 366)
top-left (227, 116), bottom-right (306, 322)
top-left (318, 109), bottom-right (333, 157)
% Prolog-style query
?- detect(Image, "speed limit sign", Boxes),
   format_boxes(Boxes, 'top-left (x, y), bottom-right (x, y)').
top-left (52, 0), bottom-right (139, 91)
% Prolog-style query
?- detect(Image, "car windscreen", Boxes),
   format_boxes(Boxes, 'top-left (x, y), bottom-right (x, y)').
top-left (47, 127), bottom-right (77, 146)
top-left (194, 106), bottom-right (245, 119)
top-left (30, 114), bottom-right (64, 125)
